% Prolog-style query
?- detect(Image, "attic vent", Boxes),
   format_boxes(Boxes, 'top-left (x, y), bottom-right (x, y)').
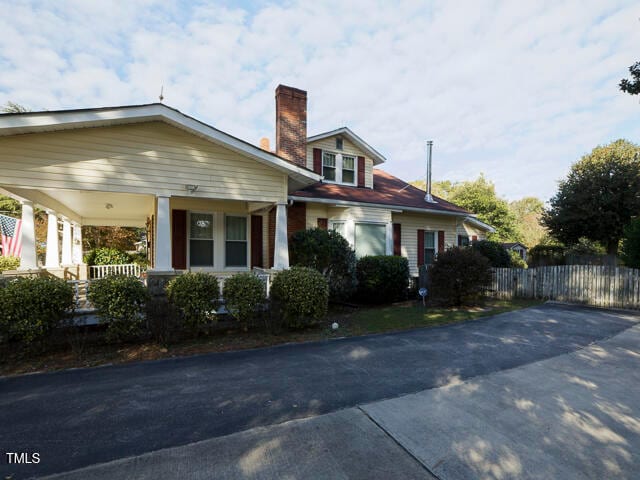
top-left (336, 137), bottom-right (343, 150)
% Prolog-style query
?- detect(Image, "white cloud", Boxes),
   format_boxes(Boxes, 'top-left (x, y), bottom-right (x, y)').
top-left (0, 0), bottom-right (639, 201)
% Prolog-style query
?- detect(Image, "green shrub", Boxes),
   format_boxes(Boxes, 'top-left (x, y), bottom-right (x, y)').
top-left (429, 247), bottom-right (492, 306)
top-left (0, 256), bottom-right (20, 272)
top-left (289, 228), bottom-right (356, 301)
top-left (356, 255), bottom-right (410, 304)
top-left (509, 250), bottom-right (527, 269)
top-left (223, 273), bottom-right (266, 330)
top-left (471, 240), bottom-right (511, 267)
top-left (89, 275), bottom-right (148, 343)
top-left (166, 273), bottom-right (220, 332)
top-left (270, 267), bottom-right (329, 328)
top-left (84, 247), bottom-right (131, 266)
top-left (129, 252), bottom-right (149, 267)
top-left (0, 276), bottom-right (74, 344)
top-left (621, 219), bottom-right (640, 268)
top-left (528, 244), bottom-right (566, 267)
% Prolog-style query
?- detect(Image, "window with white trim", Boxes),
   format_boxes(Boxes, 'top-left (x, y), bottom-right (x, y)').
top-left (322, 152), bottom-right (336, 181)
top-left (189, 213), bottom-right (214, 267)
top-left (355, 223), bottom-right (386, 258)
top-left (225, 215), bottom-right (248, 267)
top-left (342, 155), bottom-right (355, 184)
top-left (424, 231), bottom-right (436, 265)
top-left (322, 150), bottom-right (358, 185)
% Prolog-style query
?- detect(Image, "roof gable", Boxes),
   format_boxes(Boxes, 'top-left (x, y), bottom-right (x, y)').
top-left (0, 103), bottom-right (321, 188)
top-left (307, 127), bottom-right (386, 165)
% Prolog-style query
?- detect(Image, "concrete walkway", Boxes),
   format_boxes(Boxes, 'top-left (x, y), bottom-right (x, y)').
top-left (40, 321), bottom-right (640, 480)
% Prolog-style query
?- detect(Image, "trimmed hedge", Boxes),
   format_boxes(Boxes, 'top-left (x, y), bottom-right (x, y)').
top-left (0, 276), bottom-right (74, 343)
top-left (471, 240), bottom-right (511, 267)
top-left (356, 255), bottom-right (410, 304)
top-left (223, 273), bottom-right (266, 330)
top-left (429, 247), bottom-right (492, 306)
top-left (89, 275), bottom-right (148, 342)
top-left (270, 267), bottom-right (329, 328)
top-left (166, 273), bottom-right (220, 332)
top-left (289, 228), bottom-right (356, 301)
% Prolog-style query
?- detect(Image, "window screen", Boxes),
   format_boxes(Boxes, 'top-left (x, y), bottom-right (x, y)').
top-left (322, 152), bottom-right (336, 181)
top-left (190, 213), bottom-right (214, 267)
top-left (355, 223), bottom-right (386, 258)
top-left (424, 231), bottom-right (436, 265)
top-left (342, 155), bottom-right (355, 184)
top-left (226, 216), bottom-right (247, 267)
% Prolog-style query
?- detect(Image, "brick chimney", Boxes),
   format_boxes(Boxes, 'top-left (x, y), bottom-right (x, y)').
top-left (275, 85), bottom-right (307, 167)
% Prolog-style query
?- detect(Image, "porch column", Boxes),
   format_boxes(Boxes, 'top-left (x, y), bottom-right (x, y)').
top-left (153, 195), bottom-right (172, 271)
top-left (18, 200), bottom-right (38, 270)
top-left (45, 211), bottom-right (60, 268)
top-left (72, 223), bottom-right (83, 264)
top-left (61, 218), bottom-right (72, 265)
top-left (273, 202), bottom-right (289, 270)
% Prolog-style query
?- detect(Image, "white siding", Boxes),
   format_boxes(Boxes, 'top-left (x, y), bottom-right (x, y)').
top-left (366, 160), bottom-right (374, 188)
top-left (328, 206), bottom-right (392, 224)
top-left (306, 136), bottom-right (373, 188)
top-left (457, 221), bottom-right (488, 242)
top-left (393, 212), bottom-right (458, 277)
top-left (306, 203), bottom-right (329, 229)
top-left (0, 122), bottom-right (288, 202)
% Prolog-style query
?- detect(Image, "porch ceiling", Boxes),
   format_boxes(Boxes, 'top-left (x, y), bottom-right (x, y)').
top-left (1, 186), bottom-right (153, 226)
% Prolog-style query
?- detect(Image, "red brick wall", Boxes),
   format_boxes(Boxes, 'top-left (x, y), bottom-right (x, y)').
top-left (287, 202), bottom-right (306, 238)
top-left (275, 85), bottom-right (307, 167)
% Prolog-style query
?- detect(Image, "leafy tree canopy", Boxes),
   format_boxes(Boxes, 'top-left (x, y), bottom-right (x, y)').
top-left (509, 197), bottom-right (547, 248)
top-left (620, 62), bottom-right (640, 96)
top-left (542, 139), bottom-right (640, 255)
top-left (1, 101), bottom-right (30, 113)
top-left (443, 174), bottom-right (521, 242)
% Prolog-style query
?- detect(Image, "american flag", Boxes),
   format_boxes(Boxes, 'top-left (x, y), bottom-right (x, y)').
top-left (0, 214), bottom-right (22, 258)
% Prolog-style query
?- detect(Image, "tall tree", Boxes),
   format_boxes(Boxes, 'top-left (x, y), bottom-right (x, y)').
top-left (446, 175), bottom-right (521, 242)
top-left (620, 62), bottom-right (640, 96)
top-left (411, 175), bottom-right (521, 241)
top-left (509, 197), bottom-right (547, 248)
top-left (542, 139), bottom-right (640, 255)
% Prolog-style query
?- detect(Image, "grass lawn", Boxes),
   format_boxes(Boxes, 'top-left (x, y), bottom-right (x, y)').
top-left (0, 297), bottom-right (543, 377)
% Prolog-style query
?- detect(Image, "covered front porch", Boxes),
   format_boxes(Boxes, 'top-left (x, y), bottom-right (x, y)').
top-left (0, 187), bottom-right (291, 279)
top-left (0, 103), bottom-right (321, 282)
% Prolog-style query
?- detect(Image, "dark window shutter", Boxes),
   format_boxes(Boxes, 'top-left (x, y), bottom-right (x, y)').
top-left (317, 218), bottom-right (328, 230)
top-left (438, 230), bottom-right (445, 252)
top-left (357, 156), bottom-right (365, 187)
top-left (417, 229), bottom-right (424, 266)
top-left (393, 223), bottom-right (401, 256)
top-left (472, 235), bottom-right (478, 242)
top-left (171, 209), bottom-right (187, 269)
top-left (251, 215), bottom-right (263, 268)
top-left (313, 148), bottom-right (322, 174)
top-left (457, 235), bottom-right (462, 246)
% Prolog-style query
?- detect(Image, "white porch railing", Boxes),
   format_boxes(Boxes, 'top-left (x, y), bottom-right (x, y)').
top-left (89, 263), bottom-right (142, 279)
top-left (68, 280), bottom-right (92, 310)
top-left (252, 267), bottom-right (274, 298)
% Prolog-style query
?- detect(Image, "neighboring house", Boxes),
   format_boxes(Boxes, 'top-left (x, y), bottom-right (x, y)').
top-left (502, 242), bottom-right (528, 262)
top-left (0, 85), bottom-right (493, 281)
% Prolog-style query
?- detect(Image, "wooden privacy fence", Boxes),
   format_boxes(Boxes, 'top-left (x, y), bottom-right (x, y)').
top-left (491, 266), bottom-right (640, 310)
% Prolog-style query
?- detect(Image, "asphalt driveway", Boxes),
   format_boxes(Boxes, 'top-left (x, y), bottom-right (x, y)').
top-left (1, 303), bottom-right (639, 479)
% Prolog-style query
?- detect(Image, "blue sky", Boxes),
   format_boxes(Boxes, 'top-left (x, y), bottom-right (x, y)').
top-left (1, 0), bottom-right (638, 201)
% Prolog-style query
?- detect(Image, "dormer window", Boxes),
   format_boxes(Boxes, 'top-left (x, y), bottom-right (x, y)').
top-left (342, 155), bottom-right (355, 184)
top-left (336, 137), bottom-right (343, 150)
top-left (322, 152), bottom-right (336, 181)
top-left (322, 150), bottom-right (357, 185)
